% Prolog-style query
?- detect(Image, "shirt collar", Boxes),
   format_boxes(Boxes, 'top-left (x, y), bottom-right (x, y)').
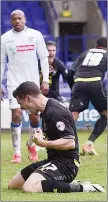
top-left (12, 26), bottom-right (27, 33)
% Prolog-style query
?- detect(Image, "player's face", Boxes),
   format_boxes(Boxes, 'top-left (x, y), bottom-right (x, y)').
top-left (47, 45), bottom-right (56, 63)
top-left (11, 13), bottom-right (26, 32)
top-left (16, 96), bottom-right (38, 115)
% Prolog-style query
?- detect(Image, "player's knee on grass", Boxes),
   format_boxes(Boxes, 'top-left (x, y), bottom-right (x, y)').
top-left (8, 172), bottom-right (25, 189)
top-left (22, 172), bottom-right (46, 193)
top-left (12, 108), bottom-right (22, 123)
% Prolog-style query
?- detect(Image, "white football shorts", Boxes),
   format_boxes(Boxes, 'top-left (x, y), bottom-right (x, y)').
top-left (8, 88), bottom-right (20, 109)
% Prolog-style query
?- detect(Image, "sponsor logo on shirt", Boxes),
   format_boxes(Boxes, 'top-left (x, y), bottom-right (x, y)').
top-left (16, 44), bottom-right (34, 52)
top-left (6, 40), bottom-right (15, 43)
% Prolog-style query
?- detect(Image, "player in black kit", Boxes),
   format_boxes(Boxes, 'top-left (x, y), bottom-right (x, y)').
top-left (8, 81), bottom-right (105, 193)
top-left (67, 37), bottom-right (107, 155)
top-left (40, 41), bottom-right (68, 102)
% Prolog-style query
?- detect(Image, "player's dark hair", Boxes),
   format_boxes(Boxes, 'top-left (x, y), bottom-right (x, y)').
top-left (46, 41), bottom-right (56, 46)
top-left (96, 37), bottom-right (107, 48)
top-left (13, 81), bottom-right (41, 99)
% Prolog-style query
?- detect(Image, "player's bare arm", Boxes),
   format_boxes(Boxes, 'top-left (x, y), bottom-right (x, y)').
top-left (32, 128), bottom-right (75, 150)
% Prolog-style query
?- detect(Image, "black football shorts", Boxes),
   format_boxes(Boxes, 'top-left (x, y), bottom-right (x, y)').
top-left (69, 80), bottom-right (107, 113)
top-left (21, 158), bottom-right (79, 183)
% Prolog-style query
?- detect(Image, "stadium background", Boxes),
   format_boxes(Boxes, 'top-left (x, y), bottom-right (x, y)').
top-left (1, 0), bottom-right (107, 129)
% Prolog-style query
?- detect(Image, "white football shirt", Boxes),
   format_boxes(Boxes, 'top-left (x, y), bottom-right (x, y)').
top-left (1, 26), bottom-right (49, 89)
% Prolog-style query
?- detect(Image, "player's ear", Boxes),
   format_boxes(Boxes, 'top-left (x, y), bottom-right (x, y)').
top-left (25, 95), bottom-right (30, 103)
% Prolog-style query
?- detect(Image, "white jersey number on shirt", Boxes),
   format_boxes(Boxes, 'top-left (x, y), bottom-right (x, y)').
top-left (82, 52), bottom-right (103, 66)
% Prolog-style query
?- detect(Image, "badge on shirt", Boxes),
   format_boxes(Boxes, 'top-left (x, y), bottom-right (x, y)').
top-left (56, 121), bottom-right (65, 131)
top-left (29, 36), bottom-right (34, 41)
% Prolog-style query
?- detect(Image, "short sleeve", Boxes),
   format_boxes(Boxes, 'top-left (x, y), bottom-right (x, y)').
top-left (50, 107), bottom-right (75, 140)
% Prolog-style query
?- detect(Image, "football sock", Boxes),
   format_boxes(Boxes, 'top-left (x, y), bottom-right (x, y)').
top-left (41, 180), bottom-right (83, 193)
top-left (88, 115), bottom-right (107, 142)
top-left (11, 122), bottom-right (22, 154)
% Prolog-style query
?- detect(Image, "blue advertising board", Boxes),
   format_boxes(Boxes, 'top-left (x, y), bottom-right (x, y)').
top-left (76, 103), bottom-right (100, 129)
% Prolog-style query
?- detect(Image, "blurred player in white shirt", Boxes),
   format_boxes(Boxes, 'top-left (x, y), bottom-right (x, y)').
top-left (1, 10), bottom-right (49, 163)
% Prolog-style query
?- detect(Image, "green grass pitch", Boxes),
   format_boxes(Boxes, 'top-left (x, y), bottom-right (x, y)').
top-left (1, 131), bottom-right (107, 201)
